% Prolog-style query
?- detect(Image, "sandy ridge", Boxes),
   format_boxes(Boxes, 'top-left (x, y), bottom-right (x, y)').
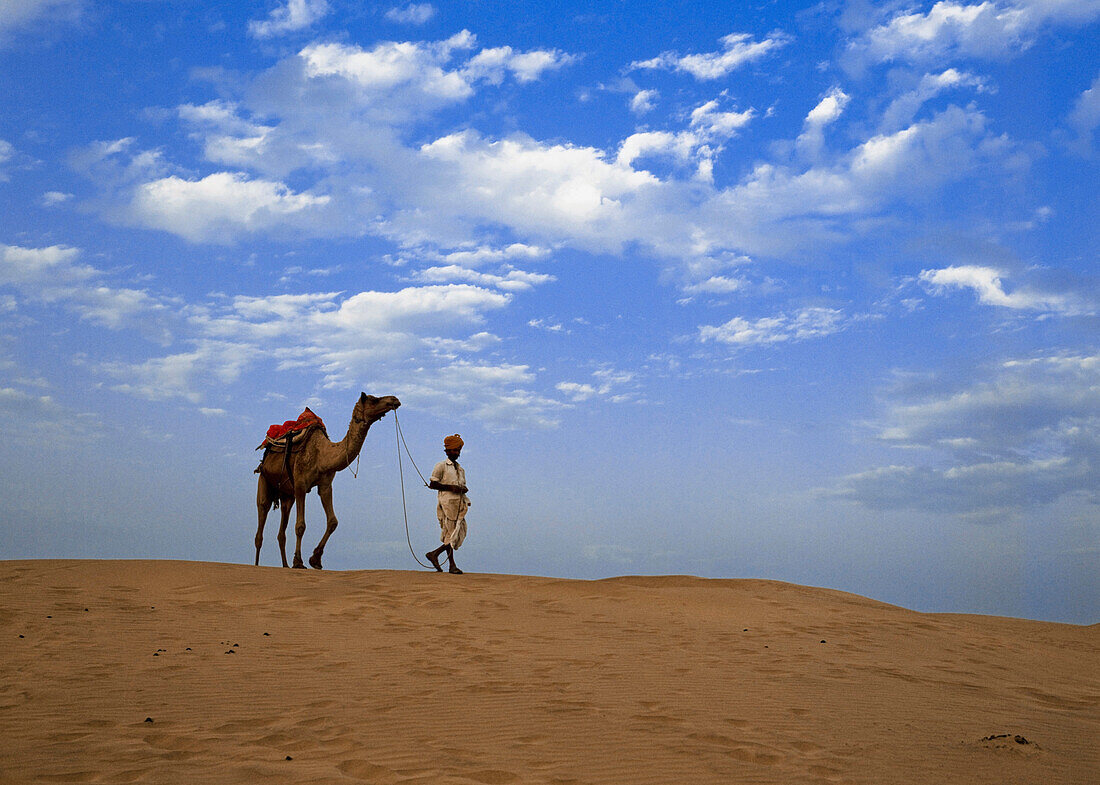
top-left (2, 559), bottom-right (1098, 784)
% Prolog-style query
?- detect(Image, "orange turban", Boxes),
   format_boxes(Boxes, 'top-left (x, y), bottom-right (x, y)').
top-left (444, 434), bottom-right (464, 450)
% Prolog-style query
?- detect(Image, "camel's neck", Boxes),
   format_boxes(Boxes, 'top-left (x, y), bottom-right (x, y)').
top-left (319, 414), bottom-right (376, 473)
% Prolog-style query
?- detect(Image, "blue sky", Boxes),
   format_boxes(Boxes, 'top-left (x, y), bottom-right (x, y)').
top-left (2, 0), bottom-right (1098, 622)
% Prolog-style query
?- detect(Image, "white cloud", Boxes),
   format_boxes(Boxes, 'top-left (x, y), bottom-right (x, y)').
top-left (630, 89), bottom-right (658, 115)
top-left (0, 243), bottom-right (88, 284)
top-left (104, 341), bottom-right (253, 403)
top-left (299, 34), bottom-right (477, 102)
top-left (0, 0), bottom-right (82, 42)
top-left (1067, 72), bottom-right (1100, 156)
top-left (690, 100), bottom-right (755, 138)
top-left (430, 244), bottom-right (550, 268)
top-left (615, 99), bottom-right (753, 180)
top-left (129, 172), bottom-right (330, 243)
top-left (84, 33), bottom-right (1019, 274)
top-left (847, 0), bottom-right (1100, 69)
top-left (0, 243), bottom-right (168, 329)
top-left (699, 306), bottom-right (849, 346)
top-left (836, 353), bottom-right (1100, 515)
top-left (0, 139), bottom-right (14, 180)
top-left (413, 265), bottom-right (555, 292)
top-left (556, 381), bottom-right (596, 401)
top-left (385, 3), bottom-right (436, 25)
top-left (556, 366), bottom-right (638, 403)
top-left (919, 265), bottom-right (1091, 315)
top-left (880, 69), bottom-right (987, 131)
top-left (462, 46), bottom-right (576, 84)
top-left (420, 130), bottom-right (657, 248)
top-left (249, 0), bottom-right (329, 39)
top-left (91, 279), bottom-right (560, 427)
top-left (796, 87), bottom-right (851, 160)
top-left (680, 275), bottom-right (749, 296)
top-left (630, 32), bottom-right (789, 80)
top-left (41, 190), bottom-right (73, 206)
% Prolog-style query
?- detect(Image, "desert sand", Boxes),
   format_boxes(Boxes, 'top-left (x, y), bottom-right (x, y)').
top-left (2, 559), bottom-right (1097, 784)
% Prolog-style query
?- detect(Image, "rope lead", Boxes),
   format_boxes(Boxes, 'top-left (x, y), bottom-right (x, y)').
top-left (395, 413), bottom-right (433, 569)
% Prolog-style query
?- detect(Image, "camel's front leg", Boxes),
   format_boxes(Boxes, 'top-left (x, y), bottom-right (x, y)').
top-left (277, 498), bottom-right (293, 568)
top-left (292, 490), bottom-right (308, 569)
top-left (255, 478), bottom-right (273, 566)
top-left (309, 478), bottom-right (339, 570)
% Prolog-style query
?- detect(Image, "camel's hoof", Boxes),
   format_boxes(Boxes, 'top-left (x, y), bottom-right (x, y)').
top-left (309, 553), bottom-right (323, 570)
top-left (292, 557), bottom-right (305, 569)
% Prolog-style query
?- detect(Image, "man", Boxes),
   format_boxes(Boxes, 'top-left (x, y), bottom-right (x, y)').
top-left (426, 434), bottom-right (469, 574)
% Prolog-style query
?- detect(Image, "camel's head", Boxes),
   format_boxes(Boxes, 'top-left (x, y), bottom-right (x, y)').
top-left (354, 393), bottom-right (401, 425)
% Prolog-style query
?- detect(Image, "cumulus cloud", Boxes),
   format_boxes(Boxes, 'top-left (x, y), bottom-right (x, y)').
top-left (698, 306), bottom-right (850, 346)
top-left (630, 32), bottom-right (788, 80)
top-left (419, 130), bottom-right (658, 249)
top-left (0, 243), bottom-right (167, 329)
top-left (846, 0), bottom-right (1100, 69)
top-left (129, 172), bottom-right (331, 244)
top-left (630, 89), bottom-right (658, 115)
top-left (836, 353), bottom-right (1100, 515)
top-left (919, 265), bottom-right (1092, 315)
top-left (82, 31), bottom-right (1020, 276)
top-left (412, 265), bottom-right (555, 292)
top-left (95, 281), bottom-right (564, 427)
top-left (795, 87), bottom-right (851, 160)
top-left (249, 0), bottom-right (329, 39)
top-left (880, 69), bottom-right (987, 131)
top-left (385, 3), bottom-right (435, 25)
top-left (103, 341), bottom-right (253, 403)
top-left (462, 45), bottom-right (577, 84)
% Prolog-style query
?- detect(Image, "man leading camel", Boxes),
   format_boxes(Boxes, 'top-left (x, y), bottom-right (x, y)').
top-left (426, 434), bottom-right (469, 574)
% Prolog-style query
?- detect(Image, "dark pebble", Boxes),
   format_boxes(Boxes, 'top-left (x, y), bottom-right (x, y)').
top-left (263, 632), bottom-right (270, 636)
top-left (46, 615), bottom-right (52, 619)
top-left (1015, 735), bottom-right (1029, 745)
top-left (226, 650), bottom-right (235, 654)
top-left (233, 643), bottom-right (239, 647)
top-left (19, 634), bottom-right (25, 638)
top-left (285, 756), bottom-right (293, 761)
top-left (186, 647), bottom-right (192, 651)
top-left (145, 718), bottom-right (154, 723)
top-left (820, 640), bottom-right (827, 643)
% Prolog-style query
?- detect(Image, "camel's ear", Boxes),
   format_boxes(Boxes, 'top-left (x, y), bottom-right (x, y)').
top-left (359, 392), bottom-right (368, 404)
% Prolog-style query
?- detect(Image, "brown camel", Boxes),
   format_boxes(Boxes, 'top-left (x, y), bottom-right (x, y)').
top-left (254, 392), bottom-right (401, 569)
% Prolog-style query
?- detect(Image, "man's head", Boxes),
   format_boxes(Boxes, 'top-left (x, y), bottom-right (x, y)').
top-left (444, 433), bottom-right (463, 460)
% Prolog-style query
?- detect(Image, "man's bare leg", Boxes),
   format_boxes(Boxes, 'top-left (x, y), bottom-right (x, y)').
top-left (445, 545), bottom-right (462, 574)
top-left (425, 545), bottom-right (445, 572)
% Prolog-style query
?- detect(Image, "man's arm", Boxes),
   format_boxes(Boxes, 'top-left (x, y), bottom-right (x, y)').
top-left (429, 479), bottom-right (468, 493)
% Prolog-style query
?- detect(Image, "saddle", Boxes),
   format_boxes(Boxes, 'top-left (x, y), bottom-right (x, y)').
top-left (256, 407), bottom-right (327, 451)
top-left (254, 408), bottom-right (328, 498)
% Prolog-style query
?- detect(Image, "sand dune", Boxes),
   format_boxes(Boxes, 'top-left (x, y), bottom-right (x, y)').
top-left (2, 559), bottom-right (1097, 784)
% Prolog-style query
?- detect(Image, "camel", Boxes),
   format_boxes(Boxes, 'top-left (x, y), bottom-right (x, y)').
top-left (254, 392), bottom-right (401, 569)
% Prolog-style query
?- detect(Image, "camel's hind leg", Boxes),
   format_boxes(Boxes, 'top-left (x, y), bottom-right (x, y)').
top-left (309, 478), bottom-right (339, 570)
top-left (277, 497), bottom-right (293, 568)
top-left (255, 478), bottom-right (275, 566)
top-left (291, 490), bottom-right (308, 568)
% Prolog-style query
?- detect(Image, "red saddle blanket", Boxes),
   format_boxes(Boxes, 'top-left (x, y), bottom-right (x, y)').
top-left (261, 407), bottom-right (326, 445)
